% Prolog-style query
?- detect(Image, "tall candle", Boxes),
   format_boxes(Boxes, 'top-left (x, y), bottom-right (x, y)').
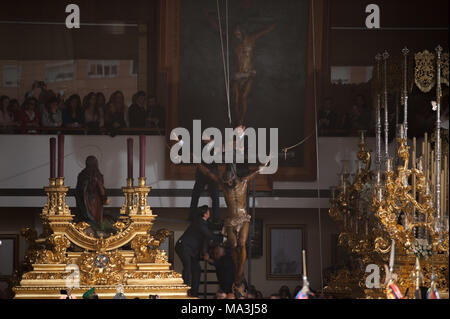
top-left (139, 135), bottom-right (146, 178)
top-left (57, 134), bottom-right (64, 178)
top-left (441, 170), bottom-right (445, 219)
top-left (424, 133), bottom-right (428, 179)
top-left (50, 137), bottom-right (56, 179)
top-left (127, 138), bottom-right (133, 180)
top-left (302, 250), bottom-right (307, 278)
top-left (386, 157), bottom-right (393, 172)
top-left (389, 240), bottom-right (395, 271)
top-left (377, 188), bottom-right (383, 202)
top-left (396, 124), bottom-right (404, 140)
top-left (359, 130), bottom-right (366, 144)
top-left (445, 155), bottom-right (448, 216)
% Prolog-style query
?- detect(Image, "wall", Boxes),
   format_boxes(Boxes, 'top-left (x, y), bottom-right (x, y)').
top-left (0, 59), bottom-right (137, 104)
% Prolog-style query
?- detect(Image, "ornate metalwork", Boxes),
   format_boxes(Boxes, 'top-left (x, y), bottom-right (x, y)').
top-left (415, 50), bottom-right (436, 93)
top-left (13, 171), bottom-right (189, 299)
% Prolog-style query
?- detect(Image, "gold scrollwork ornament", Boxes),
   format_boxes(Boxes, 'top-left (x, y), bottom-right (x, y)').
top-left (415, 50), bottom-right (436, 93)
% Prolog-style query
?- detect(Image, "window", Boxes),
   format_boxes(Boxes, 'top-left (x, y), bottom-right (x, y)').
top-left (45, 61), bottom-right (76, 83)
top-left (266, 224), bottom-right (306, 280)
top-left (331, 66), bottom-right (373, 85)
top-left (88, 60), bottom-right (120, 78)
top-left (130, 60), bottom-right (138, 76)
top-left (2, 65), bottom-right (21, 88)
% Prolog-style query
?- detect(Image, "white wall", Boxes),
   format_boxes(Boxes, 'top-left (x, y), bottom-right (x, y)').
top-left (0, 134), bottom-right (398, 208)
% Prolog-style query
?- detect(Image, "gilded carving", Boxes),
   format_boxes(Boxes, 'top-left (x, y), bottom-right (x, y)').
top-left (78, 250), bottom-right (125, 285)
top-left (415, 50), bottom-right (436, 93)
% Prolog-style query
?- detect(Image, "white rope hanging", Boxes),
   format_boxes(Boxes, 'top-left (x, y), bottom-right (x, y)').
top-left (216, 0), bottom-right (232, 125)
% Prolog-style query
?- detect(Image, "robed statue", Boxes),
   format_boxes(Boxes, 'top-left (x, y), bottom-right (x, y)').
top-left (75, 156), bottom-right (109, 228)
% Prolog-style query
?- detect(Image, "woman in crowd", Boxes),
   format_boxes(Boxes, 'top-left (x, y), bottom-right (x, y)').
top-left (0, 96), bottom-right (15, 130)
top-left (19, 97), bottom-right (40, 134)
top-left (63, 94), bottom-right (84, 128)
top-left (8, 99), bottom-right (21, 122)
top-left (96, 92), bottom-right (107, 115)
top-left (41, 97), bottom-right (63, 128)
top-left (83, 92), bottom-right (104, 131)
top-left (104, 91), bottom-right (127, 135)
top-left (278, 285), bottom-right (292, 299)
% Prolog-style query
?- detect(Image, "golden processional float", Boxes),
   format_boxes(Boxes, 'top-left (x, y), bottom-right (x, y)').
top-left (325, 46), bottom-right (449, 299)
top-left (13, 136), bottom-right (190, 299)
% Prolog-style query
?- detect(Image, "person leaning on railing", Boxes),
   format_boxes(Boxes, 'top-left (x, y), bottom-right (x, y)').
top-left (41, 97), bottom-right (63, 128)
top-left (19, 97), bottom-right (40, 134)
top-left (83, 92), bottom-right (104, 132)
top-left (63, 94), bottom-right (85, 130)
top-left (128, 91), bottom-right (148, 129)
top-left (0, 95), bottom-right (18, 133)
top-left (104, 91), bottom-right (128, 136)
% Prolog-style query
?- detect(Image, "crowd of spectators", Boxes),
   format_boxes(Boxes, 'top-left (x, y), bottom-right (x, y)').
top-left (0, 81), bottom-right (165, 135)
top-left (318, 94), bottom-right (372, 136)
top-left (214, 284), bottom-right (323, 299)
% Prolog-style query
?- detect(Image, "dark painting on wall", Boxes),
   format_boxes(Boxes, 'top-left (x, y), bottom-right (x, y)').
top-left (179, 0), bottom-right (309, 167)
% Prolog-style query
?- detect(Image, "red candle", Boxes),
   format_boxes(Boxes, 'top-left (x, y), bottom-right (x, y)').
top-left (50, 137), bottom-right (56, 179)
top-left (127, 138), bottom-right (133, 180)
top-left (139, 135), bottom-right (145, 178)
top-left (57, 134), bottom-right (64, 178)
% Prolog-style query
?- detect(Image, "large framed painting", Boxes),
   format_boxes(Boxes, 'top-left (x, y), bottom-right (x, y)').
top-left (159, 0), bottom-right (324, 184)
top-left (266, 224), bottom-right (306, 280)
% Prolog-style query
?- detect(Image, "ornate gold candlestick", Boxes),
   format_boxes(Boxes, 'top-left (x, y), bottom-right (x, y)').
top-left (120, 178), bottom-right (136, 222)
top-left (133, 177), bottom-right (153, 216)
top-left (42, 177), bottom-right (73, 222)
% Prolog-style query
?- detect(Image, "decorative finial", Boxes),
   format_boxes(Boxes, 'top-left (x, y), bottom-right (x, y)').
top-left (402, 47), bottom-right (409, 56)
top-left (382, 50), bottom-right (389, 60)
top-left (435, 45), bottom-right (443, 55)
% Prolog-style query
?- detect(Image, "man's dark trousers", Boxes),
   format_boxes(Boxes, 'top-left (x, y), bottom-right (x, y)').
top-left (175, 241), bottom-right (201, 297)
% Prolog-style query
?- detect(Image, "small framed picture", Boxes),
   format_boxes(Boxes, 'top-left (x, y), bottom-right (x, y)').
top-left (0, 234), bottom-right (19, 279)
top-left (266, 225), bottom-right (306, 280)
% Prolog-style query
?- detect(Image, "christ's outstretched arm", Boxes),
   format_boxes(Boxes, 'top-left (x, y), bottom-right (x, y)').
top-left (204, 8), bottom-right (224, 35)
top-left (243, 161), bottom-right (270, 182)
top-left (251, 23), bottom-right (276, 41)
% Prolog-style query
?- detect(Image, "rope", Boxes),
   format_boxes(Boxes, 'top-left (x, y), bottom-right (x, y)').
top-left (311, 0), bottom-right (325, 293)
top-left (216, 0), bottom-right (232, 125)
top-left (226, 0), bottom-right (230, 117)
top-left (280, 131), bottom-right (314, 160)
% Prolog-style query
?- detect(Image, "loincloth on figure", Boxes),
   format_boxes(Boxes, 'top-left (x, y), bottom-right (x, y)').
top-left (222, 209), bottom-right (251, 235)
top-left (233, 70), bottom-right (256, 81)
